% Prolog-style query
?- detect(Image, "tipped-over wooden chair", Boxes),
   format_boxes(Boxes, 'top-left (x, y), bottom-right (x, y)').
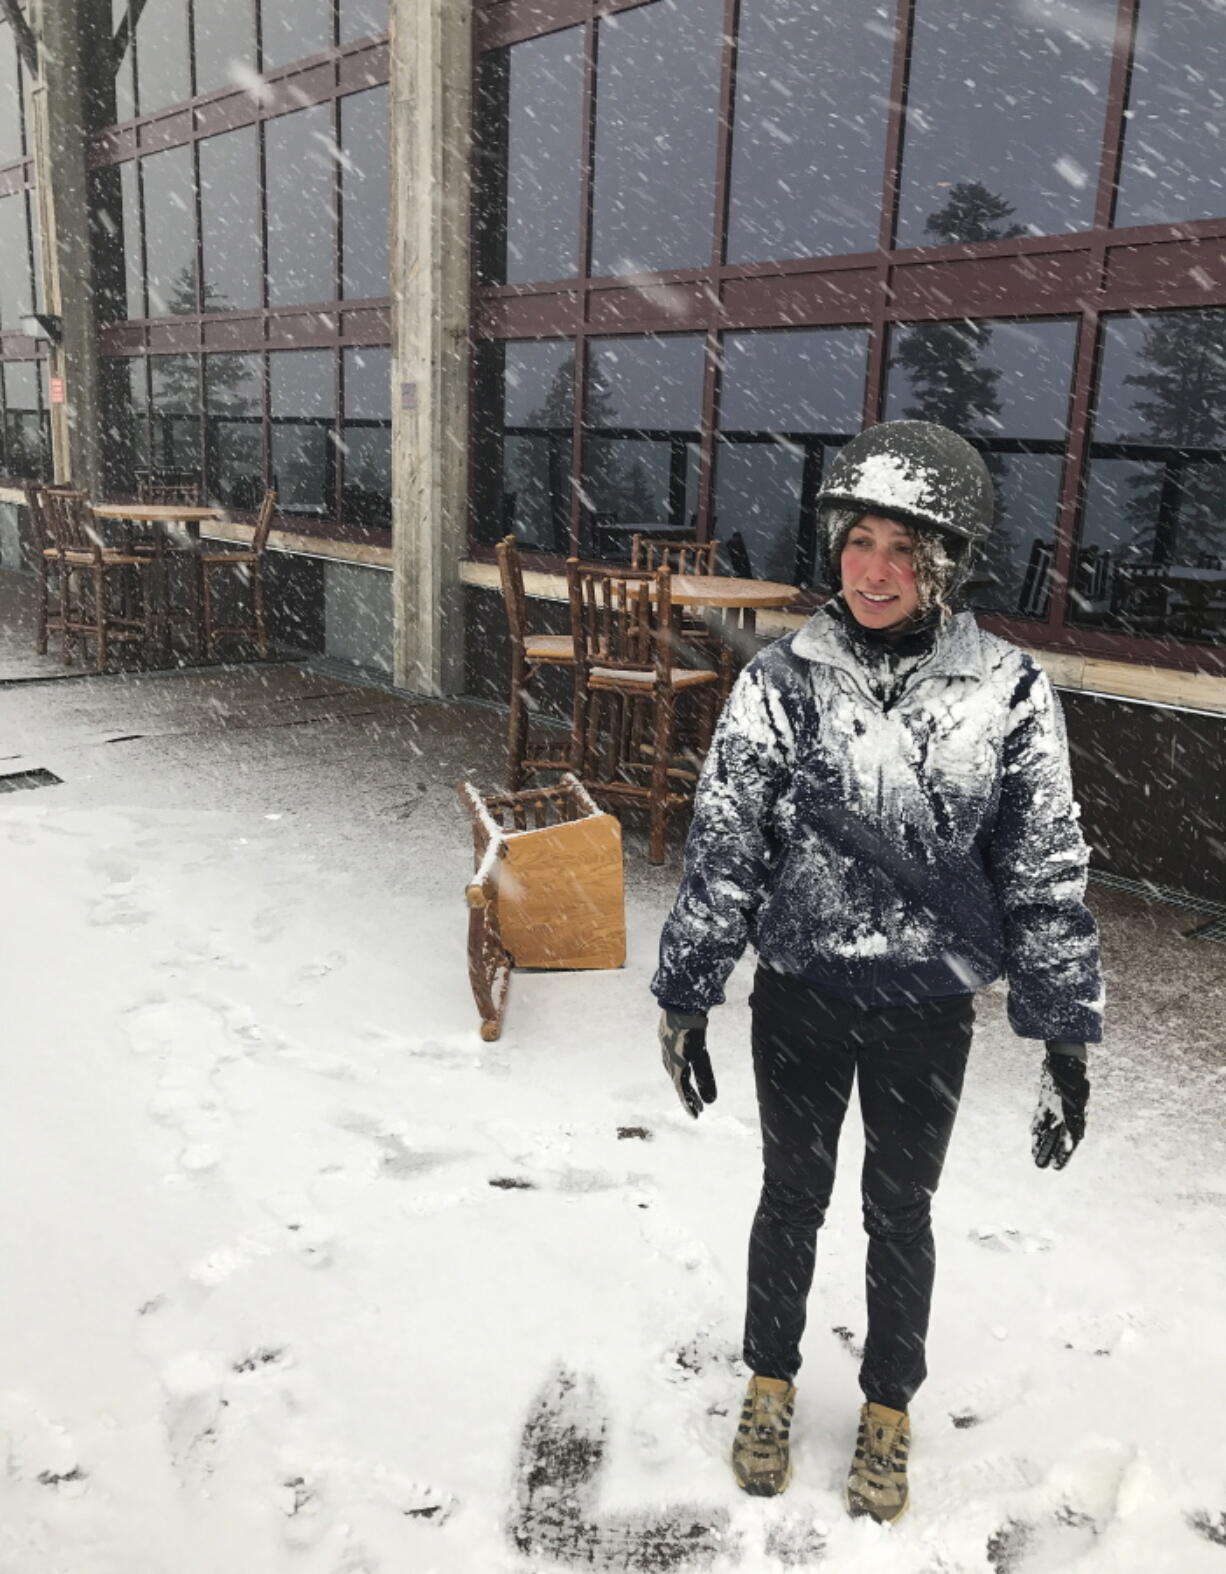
top-left (458, 774), bottom-right (625, 1040)
top-left (496, 533), bottom-right (577, 791)
top-left (197, 488), bottom-right (277, 659)
top-left (567, 559), bottom-right (720, 864)
top-left (41, 487), bottom-right (155, 671)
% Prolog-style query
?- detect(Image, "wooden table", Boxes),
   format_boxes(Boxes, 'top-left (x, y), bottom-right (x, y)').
top-left (91, 503), bottom-right (229, 663)
top-left (662, 575), bottom-right (802, 697)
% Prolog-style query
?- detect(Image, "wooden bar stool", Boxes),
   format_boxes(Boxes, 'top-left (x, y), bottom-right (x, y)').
top-left (496, 534), bottom-right (577, 791)
top-left (197, 488), bottom-right (277, 660)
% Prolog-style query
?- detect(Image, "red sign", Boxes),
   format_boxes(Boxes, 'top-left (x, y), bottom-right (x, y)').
top-left (49, 377), bottom-right (65, 405)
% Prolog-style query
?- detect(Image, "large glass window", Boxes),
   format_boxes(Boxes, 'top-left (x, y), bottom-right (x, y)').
top-left (473, 338), bottom-right (575, 552)
top-left (1073, 310), bottom-right (1226, 646)
top-left (340, 87), bottom-right (389, 300)
top-left (149, 353), bottom-right (203, 471)
top-left (265, 105), bottom-right (336, 307)
top-left (142, 144), bottom-right (197, 316)
top-left (476, 26), bottom-right (584, 286)
top-left (342, 345), bottom-right (391, 529)
top-left (192, 0), bottom-right (258, 97)
top-left (135, 0), bottom-right (192, 115)
top-left (715, 327), bottom-right (869, 585)
top-left (200, 127), bottom-right (261, 312)
top-left (590, 0), bottom-right (724, 276)
top-left (0, 190), bottom-right (32, 330)
top-left (340, 0), bottom-right (388, 45)
top-left (100, 356), bottom-right (148, 493)
top-left (261, 0), bottom-right (333, 72)
top-left (896, 0), bottom-right (1114, 247)
top-left (1115, 0), bottom-right (1226, 228)
top-left (2, 360), bottom-right (46, 479)
top-left (886, 317), bottom-right (1079, 617)
top-left (112, 0), bottom-right (136, 122)
top-left (582, 334), bottom-right (706, 555)
top-left (0, 19), bottom-right (23, 161)
top-left (270, 348), bottom-right (335, 512)
top-left (727, 0), bottom-right (893, 264)
top-left (206, 352), bottom-right (264, 507)
top-left (119, 161), bottom-right (144, 318)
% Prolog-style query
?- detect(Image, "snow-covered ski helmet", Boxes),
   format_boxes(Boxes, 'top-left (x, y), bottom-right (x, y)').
top-left (814, 420), bottom-right (994, 598)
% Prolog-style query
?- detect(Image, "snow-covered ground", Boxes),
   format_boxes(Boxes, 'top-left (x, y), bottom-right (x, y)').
top-left (2, 667), bottom-right (1226, 1571)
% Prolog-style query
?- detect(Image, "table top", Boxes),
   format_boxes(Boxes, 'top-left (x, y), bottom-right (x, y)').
top-left (92, 503), bottom-right (227, 523)
top-left (669, 575), bottom-right (801, 609)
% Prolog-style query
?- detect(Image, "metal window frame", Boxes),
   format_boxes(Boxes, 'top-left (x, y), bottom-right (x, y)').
top-left (468, 0), bottom-right (1226, 678)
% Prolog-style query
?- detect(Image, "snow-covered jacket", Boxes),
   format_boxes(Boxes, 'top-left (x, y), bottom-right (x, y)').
top-left (652, 605), bottom-right (1103, 1042)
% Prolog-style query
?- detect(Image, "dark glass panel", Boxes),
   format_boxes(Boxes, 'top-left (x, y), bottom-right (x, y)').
top-left (2, 360), bottom-right (45, 478)
top-left (340, 0), bottom-right (387, 43)
top-left (112, 0), bottom-right (136, 122)
top-left (582, 334), bottom-right (705, 555)
top-left (472, 338), bottom-right (574, 551)
top-left (896, 0), bottom-right (1114, 247)
top-left (1116, 1), bottom-right (1226, 227)
top-left (340, 87), bottom-right (389, 300)
top-left (270, 348), bottom-right (335, 512)
top-left (590, 0), bottom-right (723, 276)
top-left (135, 0), bottom-right (191, 114)
top-left (0, 190), bottom-right (32, 329)
top-left (0, 20), bottom-right (22, 161)
top-left (1072, 310), bottom-right (1226, 644)
top-left (715, 327), bottom-right (869, 584)
top-left (192, 0), bottom-right (257, 96)
top-left (122, 160), bottom-right (143, 317)
top-left (206, 351), bottom-right (263, 507)
top-left (265, 104), bottom-right (336, 307)
top-left (886, 317), bottom-right (1078, 616)
top-left (100, 356), bottom-right (148, 493)
top-left (476, 27), bottom-right (584, 286)
top-left (261, 0), bottom-right (332, 71)
top-left (342, 346), bottom-right (390, 528)
top-left (200, 126), bottom-right (261, 311)
top-left (149, 353), bottom-right (202, 472)
top-left (142, 144), bottom-right (197, 317)
top-left (727, 0), bottom-right (892, 264)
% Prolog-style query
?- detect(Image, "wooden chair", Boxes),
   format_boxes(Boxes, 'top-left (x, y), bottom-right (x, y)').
top-left (567, 559), bottom-right (720, 864)
top-left (629, 534), bottom-right (719, 576)
top-left (135, 468), bottom-right (203, 506)
top-left (495, 534), bottom-right (577, 791)
top-left (24, 483), bottom-right (73, 656)
top-left (196, 488), bottom-right (277, 660)
top-left (41, 487), bottom-right (155, 672)
top-left (457, 774), bottom-right (625, 1040)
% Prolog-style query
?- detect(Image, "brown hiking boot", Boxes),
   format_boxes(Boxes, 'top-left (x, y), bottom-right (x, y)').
top-left (732, 1375), bottom-right (795, 1496)
top-left (845, 1402), bottom-right (910, 1524)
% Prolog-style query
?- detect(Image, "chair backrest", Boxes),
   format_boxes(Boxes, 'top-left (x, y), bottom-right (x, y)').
top-left (136, 468), bottom-right (202, 505)
top-left (250, 488), bottom-right (278, 554)
top-left (24, 484), bottom-right (53, 553)
top-left (630, 535), bottom-right (718, 577)
top-left (567, 560), bottom-right (675, 683)
top-left (41, 487), bottom-right (100, 557)
top-left (495, 534), bottom-right (530, 652)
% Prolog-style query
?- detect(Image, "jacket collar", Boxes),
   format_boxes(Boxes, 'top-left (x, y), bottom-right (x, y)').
top-left (792, 601), bottom-right (986, 688)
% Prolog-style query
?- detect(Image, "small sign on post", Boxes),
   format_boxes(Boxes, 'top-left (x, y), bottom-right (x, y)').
top-left (400, 381), bottom-right (417, 412)
top-left (49, 377), bottom-right (65, 405)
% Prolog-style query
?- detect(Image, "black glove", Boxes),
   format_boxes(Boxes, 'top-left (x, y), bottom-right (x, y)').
top-left (1031, 1042), bottom-right (1089, 1170)
top-left (659, 1009), bottom-right (717, 1119)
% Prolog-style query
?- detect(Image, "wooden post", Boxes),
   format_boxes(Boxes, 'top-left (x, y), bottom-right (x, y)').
top-left (389, 0), bottom-right (472, 696)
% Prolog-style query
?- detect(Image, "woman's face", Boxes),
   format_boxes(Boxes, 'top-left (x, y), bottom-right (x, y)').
top-left (840, 514), bottom-right (920, 630)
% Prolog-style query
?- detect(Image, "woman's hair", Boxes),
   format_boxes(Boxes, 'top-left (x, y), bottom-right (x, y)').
top-left (827, 508), bottom-right (960, 623)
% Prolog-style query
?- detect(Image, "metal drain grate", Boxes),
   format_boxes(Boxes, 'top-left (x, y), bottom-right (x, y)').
top-left (0, 767), bottom-right (62, 793)
top-left (1089, 869), bottom-right (1226, 944)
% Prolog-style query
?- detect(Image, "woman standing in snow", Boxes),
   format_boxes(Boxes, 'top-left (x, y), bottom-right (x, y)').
top-left (653, 420), bottom-right (1101, 1524)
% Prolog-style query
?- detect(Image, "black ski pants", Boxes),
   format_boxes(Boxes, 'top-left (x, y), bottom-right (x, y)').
top-left (744, 963), bottom-right (973, 1411)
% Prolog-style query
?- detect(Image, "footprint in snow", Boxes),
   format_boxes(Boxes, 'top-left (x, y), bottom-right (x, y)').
top-left (970, 1224), bottom-right (1054, 1254)
top-left (0, 1391), bottom-right (87, 1493)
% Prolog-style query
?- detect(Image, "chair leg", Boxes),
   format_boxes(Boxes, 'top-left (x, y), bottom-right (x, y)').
top-left (506, 652), bottom-right (528, 791)
top-left (93, 564), bottom-right (107, 674)
top-left (569, 667), bottom-right (588, 775)
top-left (35, 560), bottom-right (48, 654)
top-left (202, 564), bottom-right (216, 661)
top-left (253, 561), bottom-right (269, 657)
top-left (649, 687), bottom-right (677, 865)
top-left (60, 564), bottom-right (73, 664)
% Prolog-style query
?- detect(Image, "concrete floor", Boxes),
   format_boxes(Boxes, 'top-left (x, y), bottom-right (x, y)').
top-left (1, 566), bottom-right (1221, 1065)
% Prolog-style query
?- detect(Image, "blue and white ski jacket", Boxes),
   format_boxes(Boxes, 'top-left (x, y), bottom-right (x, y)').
top-left (652, 605), bottom-right (1104, 1042)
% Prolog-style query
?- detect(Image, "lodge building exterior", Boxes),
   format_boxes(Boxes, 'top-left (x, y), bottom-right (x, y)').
top-left (1, 0), bottom-right (1223, 903)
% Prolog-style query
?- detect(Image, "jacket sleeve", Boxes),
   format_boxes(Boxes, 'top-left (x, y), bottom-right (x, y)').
top-left (986, 660), bottom-right (1104, 1042)
top-left (651, 656), bottom-right (794, 1013)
